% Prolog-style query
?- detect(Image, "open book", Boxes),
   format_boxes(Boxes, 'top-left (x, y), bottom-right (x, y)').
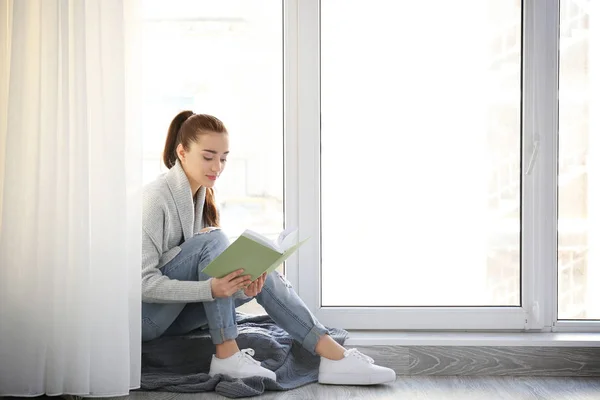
top-left (201, 226), bottom-right (309, 281)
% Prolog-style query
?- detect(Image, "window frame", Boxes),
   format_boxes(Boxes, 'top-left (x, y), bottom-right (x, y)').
top-left (284, 0), bottom-right (598, 331)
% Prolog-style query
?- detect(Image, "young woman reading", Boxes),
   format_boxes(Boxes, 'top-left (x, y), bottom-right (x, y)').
top-left (141, 111), bottom-right (395, 385)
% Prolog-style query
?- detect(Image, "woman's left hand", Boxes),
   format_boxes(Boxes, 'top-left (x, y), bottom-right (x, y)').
top-left (244, 272), bottom-right (267, 297)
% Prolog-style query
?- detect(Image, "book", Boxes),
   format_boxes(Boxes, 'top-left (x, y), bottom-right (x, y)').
top-left (201, 226), bottom-right (309, 281)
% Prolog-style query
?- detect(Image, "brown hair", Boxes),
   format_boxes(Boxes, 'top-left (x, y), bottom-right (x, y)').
top-left (163, 111), bottom-right (227, 227)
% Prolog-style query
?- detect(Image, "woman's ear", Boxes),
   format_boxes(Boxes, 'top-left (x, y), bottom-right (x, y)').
top-left (176, 143), bottom-right (186, 163)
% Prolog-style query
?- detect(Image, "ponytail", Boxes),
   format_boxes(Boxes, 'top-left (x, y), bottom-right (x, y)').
top-left (164, 110), bottom-right (227, 228)
top-left (163, 110), bottom-right (194, 169)
top-left (203, 187), bottom-right (220, 227)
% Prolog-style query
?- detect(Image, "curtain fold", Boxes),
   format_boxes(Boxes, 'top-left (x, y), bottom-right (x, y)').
top-left (0, 0), bottom-right (12, 233)
top-left (0, 0), bottom-right (141, 396)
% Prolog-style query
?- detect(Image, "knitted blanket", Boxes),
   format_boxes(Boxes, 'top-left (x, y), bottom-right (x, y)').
top-left (139, 313), bottom-right (348, 398)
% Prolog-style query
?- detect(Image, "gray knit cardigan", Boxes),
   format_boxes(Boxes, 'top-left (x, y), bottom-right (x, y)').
top-left (141, 160), bottom-right (214, 303)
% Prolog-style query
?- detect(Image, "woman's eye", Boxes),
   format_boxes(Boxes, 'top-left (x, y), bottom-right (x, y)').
top-left (203, 157), bottom-right (213, 161)
top-left (220, 159), bottom-right (228, 163)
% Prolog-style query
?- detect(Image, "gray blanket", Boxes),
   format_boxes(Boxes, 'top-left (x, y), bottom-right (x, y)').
top-left (139, 313), bottom-right (348, 398)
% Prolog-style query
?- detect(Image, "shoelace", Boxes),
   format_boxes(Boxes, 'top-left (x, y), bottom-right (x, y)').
top-left (239, 348), bottom-right (261, 366)
top-left (345, 348), bottom-right (374, 364)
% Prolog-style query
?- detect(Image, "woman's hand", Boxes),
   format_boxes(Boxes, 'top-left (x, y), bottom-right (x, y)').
top-left (244, 272), bottom-right (267, 298)
top-left (211, 269), bottom-right (252, 298)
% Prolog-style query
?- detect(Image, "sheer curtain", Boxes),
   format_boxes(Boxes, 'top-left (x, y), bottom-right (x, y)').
top-left (0, 0), bottom-right (142, 396)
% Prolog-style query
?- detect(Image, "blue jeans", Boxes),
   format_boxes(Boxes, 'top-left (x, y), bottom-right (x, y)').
top-left (141, 229), bottom-right (328, 354)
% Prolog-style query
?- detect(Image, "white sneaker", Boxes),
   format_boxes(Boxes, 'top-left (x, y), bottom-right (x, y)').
top-left (209, 348), bottom-right (277, 381)
top-left (318, 348), bottom-right (396, 385)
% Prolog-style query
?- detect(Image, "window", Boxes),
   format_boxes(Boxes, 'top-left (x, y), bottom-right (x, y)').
top-left (291, 0), bottom-right (530, 329)
top-left (558, 0), bottom-right (599, 320)
top-left (292, 0), bottom-right (599, 331)
top-left (320, 0), bottom-right (522, 308)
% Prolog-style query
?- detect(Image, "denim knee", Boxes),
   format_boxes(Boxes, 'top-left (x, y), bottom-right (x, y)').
top-left (180, 228), bottom-right (230, 256)
top-left (161, 229), bottom-right (230, 279)
top-left (193, 228), bottom-right (229, 250)
top-left (189, 229), bottom-right (230, 280)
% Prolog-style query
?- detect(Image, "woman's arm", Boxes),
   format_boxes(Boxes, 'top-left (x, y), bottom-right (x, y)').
top-left (141, 228), bottom-right (215, 304)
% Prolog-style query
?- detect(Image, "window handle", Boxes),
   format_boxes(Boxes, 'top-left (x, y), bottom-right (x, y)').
top-left (525, 137), bottom-right (540, 175)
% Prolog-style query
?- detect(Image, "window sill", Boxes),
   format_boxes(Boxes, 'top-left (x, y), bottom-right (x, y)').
top-left (344, 331), bottom-right (600, 347)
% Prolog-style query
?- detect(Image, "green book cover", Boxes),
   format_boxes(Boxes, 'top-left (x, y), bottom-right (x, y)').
top-left (201, 228), bottom-right (309, 281)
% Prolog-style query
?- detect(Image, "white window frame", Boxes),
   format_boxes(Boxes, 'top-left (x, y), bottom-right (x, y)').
top-left (284, 0), bottom-right (599, 331)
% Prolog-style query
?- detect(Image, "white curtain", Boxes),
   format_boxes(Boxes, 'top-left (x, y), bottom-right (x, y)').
top-left (0, 0), bottom-right (142, 396)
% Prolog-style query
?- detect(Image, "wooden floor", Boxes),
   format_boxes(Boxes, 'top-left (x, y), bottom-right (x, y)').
top-left (5, 377), bottom-right (600, 399)
top-left (127, 376), bottom-right (600, 400)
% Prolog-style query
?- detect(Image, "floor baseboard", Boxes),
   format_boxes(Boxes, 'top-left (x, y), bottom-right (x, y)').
top-left (355, 345), bottom-right (600, 376)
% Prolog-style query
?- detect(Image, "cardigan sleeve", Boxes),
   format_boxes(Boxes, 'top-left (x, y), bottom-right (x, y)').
top-left (141, 192), bottom-right (215, 304)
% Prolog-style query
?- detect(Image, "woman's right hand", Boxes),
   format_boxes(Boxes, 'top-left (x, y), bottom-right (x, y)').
top-left (211, 269), bottom-right (252, 298)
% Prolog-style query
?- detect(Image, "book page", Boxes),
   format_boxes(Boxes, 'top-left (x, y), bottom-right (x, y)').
top-left (277, 226), bottom-right (299, 251)
top-left (241, 229), bottom-right (282, 253)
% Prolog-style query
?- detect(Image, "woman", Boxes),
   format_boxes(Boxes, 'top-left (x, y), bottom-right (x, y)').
top-left (141, 111), bottom-right (395, 385)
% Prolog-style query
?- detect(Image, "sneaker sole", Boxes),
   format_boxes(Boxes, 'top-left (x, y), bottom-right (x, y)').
top-left (318, 372), bottom-right (396, 385)
top-left (209, 369), bottom-right (276, 381)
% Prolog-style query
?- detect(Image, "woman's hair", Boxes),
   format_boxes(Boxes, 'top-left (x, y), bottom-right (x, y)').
top-left (163, 111), bottom-right (227, 227)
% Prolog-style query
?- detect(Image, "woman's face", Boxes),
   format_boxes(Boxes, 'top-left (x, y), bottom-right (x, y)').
top-left (177, 132), bottom-right (229, 191)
